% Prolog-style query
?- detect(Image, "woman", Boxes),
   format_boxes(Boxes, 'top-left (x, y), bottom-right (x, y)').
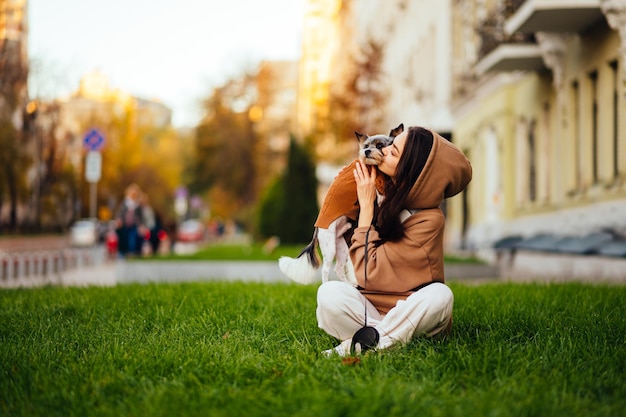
top-left (316, 126), bottom-right (472, 356)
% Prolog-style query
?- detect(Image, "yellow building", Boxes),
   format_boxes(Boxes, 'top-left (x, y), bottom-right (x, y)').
top-left (297, 0), bottom-right (343, 150)
top-left (296, 0), bottom-right (626, 272)
top-left (299, 0), bottom-right (463, 245)
top-left (0, 0), bottom-right (28, 124)
top-left (58, 71), bottom-right (172, 167)
top-left (450, 0), bottom-right (626, 265)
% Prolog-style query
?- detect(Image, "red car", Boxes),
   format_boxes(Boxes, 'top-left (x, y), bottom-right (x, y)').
top-left (176, 219), bottom-right (206, 242)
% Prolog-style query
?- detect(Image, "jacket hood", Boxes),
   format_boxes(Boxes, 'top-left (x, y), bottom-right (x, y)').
top-left (405, 129), bottom-right (472, 209)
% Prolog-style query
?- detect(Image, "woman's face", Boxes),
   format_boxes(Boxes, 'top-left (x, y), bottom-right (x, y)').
top-left (378, 130), bottom-right (407, 177)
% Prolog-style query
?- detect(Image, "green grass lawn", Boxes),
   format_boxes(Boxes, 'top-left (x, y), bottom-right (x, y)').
top-left (156, 242), bottom-right (485, 263)
top-left (1, 281), bottom-right (624, 417)
top-left (156, 242), bottom-right (305, 261)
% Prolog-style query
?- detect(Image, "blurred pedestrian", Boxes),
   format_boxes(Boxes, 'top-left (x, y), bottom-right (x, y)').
top-left (105, 221), bottom-right (119, 260)
top-left (150, 211), bottom-right (165, 255)
top-left (115, 183), bottom-right (144, 257)
top-left (140, 192), bottom-right (155, 255)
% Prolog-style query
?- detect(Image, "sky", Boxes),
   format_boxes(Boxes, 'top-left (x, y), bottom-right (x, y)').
top-left (28, 0), bottom-right (305, 128)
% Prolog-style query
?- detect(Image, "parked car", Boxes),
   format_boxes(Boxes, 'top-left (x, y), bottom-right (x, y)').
top-left (69, 219), bottom-right (99, 247)
top-left (176, 219), bottom-right (206, 243)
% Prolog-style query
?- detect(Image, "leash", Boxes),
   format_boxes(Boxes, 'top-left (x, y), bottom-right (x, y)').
top-left (363, 228), bottom-right (370, 326)
top-left (350, 208), bottom-right (420, 355)
top-left (350, 226), bottom-right (379, 355)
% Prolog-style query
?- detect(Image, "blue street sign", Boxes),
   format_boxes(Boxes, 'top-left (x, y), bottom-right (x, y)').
top-left (83, 129), bottom-right (105, 151)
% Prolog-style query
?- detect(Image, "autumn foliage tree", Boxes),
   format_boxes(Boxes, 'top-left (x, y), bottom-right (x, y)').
top-left (92, 111), bottom-right (183, 223)
top-left (324, 39), bottom-right (388, 156)
top-left (32, 93), bottom-right (184, 227)
top-left (188, 75), bottom-right (260, 226)
top-left (0, 35), bottom-right (29, 230)
top-left (0, 117), bottom-right (30, 230)
top-left (31, 101), bottom-right (80, 229)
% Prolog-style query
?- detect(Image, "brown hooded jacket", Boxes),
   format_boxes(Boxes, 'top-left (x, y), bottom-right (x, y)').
top-left (349, 129), bottom-right (472, 314)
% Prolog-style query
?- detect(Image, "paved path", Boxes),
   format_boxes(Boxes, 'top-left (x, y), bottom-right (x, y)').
top-left (1, 259), bottom-right (499, 289)
top-left (116, 260), bottom-right (293, 284)
top-left (61, 261), bottom-right (117, 287)
top-left (8, 249), bottom-right (621, 288)
top-left (3, 236), bottom-right (622, 288)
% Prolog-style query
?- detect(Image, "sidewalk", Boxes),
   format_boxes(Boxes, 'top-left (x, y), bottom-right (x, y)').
top-left (116, 260), bottom-right (293, 284)
top-left (51, 259), bottom-right (626, 287)
top-left (1, 259), bottom-right (500, 288)
top-left (60, 261), bottom-right (117, 287)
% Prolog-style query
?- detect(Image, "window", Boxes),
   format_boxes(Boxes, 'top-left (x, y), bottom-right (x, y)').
top-left (588, 70), bottom-right (599, 183)
top-left (528, 120), bottom-right (537, 202)
top-left (571, 80), bottom-right (581, 190)
top-left (609, 60), bottom-right (619, 180)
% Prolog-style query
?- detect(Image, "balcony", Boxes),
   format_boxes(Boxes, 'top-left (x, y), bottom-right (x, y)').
top-left (475, 3), bottom-right (544, 75)
top-left (475, 42), bottom-right (545, 75)
top-left (505, 0), bottom-right (604, 34)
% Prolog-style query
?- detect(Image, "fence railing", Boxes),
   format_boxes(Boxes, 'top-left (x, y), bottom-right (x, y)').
top-left (0, 246), bottom-right (106, 287)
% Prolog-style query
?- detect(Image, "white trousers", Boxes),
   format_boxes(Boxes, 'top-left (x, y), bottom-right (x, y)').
top-left (316, 281), bottom-right (453, 350)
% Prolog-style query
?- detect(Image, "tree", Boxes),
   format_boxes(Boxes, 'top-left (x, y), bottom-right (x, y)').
top-left (188, 75), bottom-right (260, 225)
top-left (323, 38), bottom-right (388, 160)
top-left (252, 61), bottom-right (297, 192)
top-left (30, 101), bottom-right (81, 229)
top-left (0, 117), bottom-right (30, 230)
top-left (67, 101), bottom-right (183, 225)
top-left (256, 175), bottom-right (284, 239)
top-left (276, 136), bottom-right (319, 244)
top-left (0, 33), bottom-right (30, 230)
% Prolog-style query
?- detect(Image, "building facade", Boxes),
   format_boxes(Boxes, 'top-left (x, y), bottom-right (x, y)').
top-left (297, 0), bottom-right (343, 142)
top-left (450, 0), bottom-right (626, 260)
top-left (298, 0), bottom-right (464, 248)
top-left (0, 0), bottom-right (30, 228)
top-left (0, 0), bottom-right (28, 126)
top-left (298, 0), bottom-right (626, 260)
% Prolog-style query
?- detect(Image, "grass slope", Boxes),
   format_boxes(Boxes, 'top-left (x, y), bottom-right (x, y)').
top-left (1, 282), bottom-right (624, 417)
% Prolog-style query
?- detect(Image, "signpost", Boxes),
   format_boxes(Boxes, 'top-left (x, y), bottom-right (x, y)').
top-left (174, 186), bottom-right (188, 219)
top-left (83, 129), bottom-right (105, 219)
top-left (85, 151), bottom-right (102, 183)
top-left (83, 129), bottom-right (105, 151)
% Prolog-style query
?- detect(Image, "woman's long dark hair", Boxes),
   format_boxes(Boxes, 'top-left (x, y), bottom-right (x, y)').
top-left (376, 127), bottom-right (434, 241)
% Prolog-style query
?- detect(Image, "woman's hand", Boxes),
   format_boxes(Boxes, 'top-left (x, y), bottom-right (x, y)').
top-left (353, 162), bottom-right (377, 227)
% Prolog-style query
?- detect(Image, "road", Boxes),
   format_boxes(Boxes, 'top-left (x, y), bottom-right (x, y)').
top-left (0, 234), bottom-right (72, 253)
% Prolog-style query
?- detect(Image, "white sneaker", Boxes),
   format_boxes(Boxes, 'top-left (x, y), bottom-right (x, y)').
top-left (321, 339), bottom-right (351, 357)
